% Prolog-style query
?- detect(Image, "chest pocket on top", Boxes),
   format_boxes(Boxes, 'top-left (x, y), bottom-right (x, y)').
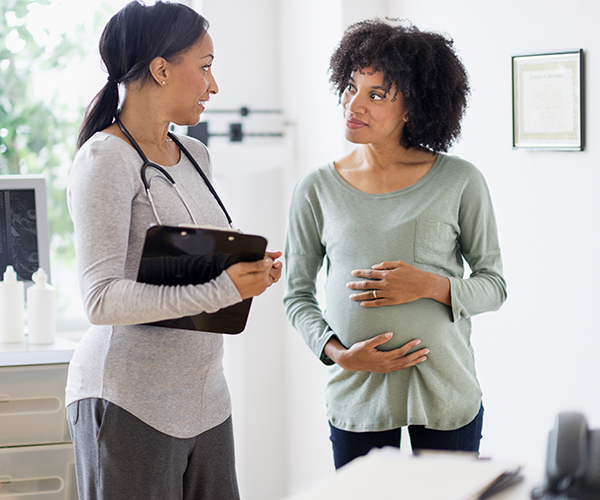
top-left (414, 217), bottom-right (459, 270)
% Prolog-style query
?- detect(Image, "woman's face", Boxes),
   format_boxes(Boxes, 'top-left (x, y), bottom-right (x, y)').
top-left (165, 33), bottom-right (218, 127)
top-left (341, 68), bottom-right (407, 147)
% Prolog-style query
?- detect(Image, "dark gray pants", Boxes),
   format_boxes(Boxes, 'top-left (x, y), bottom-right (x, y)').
top-left (67, 398), bottom-right (239, 500)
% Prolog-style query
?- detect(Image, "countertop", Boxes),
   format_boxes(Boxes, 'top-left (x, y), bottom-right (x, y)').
top-left (0, 334), bottom-right (82, 367)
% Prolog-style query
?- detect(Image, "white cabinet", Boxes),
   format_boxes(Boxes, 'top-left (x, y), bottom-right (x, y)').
top-left (0, 443), bottom-right (77, 499)
top-left (0, 364), bottom-right (71, 447)
top-left (0, 340), bottom-right (78, 499)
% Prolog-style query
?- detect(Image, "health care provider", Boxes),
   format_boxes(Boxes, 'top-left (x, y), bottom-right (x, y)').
top-left (66, 2), bottom-right (281, 498)
top-left (283, 19), bottom-right (507, 469)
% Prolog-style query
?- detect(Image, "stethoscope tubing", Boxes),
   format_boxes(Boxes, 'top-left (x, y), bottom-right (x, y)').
top-left (115, 115), bottom-right (234, 228)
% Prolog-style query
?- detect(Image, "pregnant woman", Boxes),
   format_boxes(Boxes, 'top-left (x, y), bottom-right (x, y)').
top-left (283, 19), bottom-right (507, 469)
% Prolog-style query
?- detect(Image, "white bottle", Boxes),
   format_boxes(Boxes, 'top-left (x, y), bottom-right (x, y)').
top-left (0, 265), bottom-right (25, 343)
top-left (27, 268), bottom-right (56, 344)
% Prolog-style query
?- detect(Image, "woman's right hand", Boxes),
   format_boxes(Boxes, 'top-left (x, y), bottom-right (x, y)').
top-left (226, 257), bottom-right (275, 300)
top-left (323, 333), bottom-right (429, 373)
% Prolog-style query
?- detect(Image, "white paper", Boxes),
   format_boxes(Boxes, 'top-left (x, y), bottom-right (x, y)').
top-left (282, 449), bottom-right (515, 500)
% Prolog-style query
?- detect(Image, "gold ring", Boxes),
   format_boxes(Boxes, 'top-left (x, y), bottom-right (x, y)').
top-left (373, 290), bottom-right (378, 299)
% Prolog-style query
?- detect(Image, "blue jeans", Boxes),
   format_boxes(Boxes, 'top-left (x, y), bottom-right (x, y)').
top-left (329, 404), bottom-right (484, 469)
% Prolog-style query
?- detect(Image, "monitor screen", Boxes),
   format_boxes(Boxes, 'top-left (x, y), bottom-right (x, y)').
top-left (0, 175), bottom-right (51, 286)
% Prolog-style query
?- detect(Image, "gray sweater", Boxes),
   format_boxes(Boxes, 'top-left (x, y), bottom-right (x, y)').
top-left (283, 155), bottom-right (507, 432)
top-left (66, 132), bottom-right (242, 438)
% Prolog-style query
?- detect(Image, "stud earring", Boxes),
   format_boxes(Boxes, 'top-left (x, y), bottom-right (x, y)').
top-left (161, 81), bottom-right (166, 85)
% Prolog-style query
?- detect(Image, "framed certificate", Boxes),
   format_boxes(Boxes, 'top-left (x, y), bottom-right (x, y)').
top-left (512, 50), bottom-right (584, 150)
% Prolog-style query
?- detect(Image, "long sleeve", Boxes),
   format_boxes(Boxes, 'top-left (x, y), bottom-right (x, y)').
top-left (283, 182), bottom-right (335, 364)
top-left (447, 166), bottom-right (507, 322)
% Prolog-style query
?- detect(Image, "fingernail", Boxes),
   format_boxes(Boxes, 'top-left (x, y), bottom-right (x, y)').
top-left (415, 340), bottom-right (421, 345)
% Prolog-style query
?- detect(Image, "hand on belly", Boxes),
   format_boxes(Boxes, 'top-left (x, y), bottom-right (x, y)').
top-left (324, 332), bottom-right (429, 373)
top-left (347, 260), bottom-right (451, 308)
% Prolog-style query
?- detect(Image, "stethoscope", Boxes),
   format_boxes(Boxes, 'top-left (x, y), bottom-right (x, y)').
top-left (116, 115), bottom-right (234, 229)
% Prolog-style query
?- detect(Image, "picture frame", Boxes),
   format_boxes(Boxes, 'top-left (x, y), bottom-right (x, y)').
top-left (512, 50), bottom-right (584, 150)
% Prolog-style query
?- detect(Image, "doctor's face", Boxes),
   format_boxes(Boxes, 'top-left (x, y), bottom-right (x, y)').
top-left (165, 33), bottom-right (219, 127)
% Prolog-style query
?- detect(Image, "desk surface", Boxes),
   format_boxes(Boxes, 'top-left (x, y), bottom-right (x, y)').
top-left (0, 336), bottom-right (79, 366)
top-left (282, 450), bottom-right (542, 500)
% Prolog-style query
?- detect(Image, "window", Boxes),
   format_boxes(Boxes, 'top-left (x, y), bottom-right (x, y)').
top-left (0, 0), bottom-right (131, 328)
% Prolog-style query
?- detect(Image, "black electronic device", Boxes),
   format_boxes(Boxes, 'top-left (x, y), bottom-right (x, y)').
top-left (532, 412), bottom-right (600, 500)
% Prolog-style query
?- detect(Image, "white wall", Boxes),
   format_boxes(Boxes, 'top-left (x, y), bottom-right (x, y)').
top-left (200, 0), bottom-right (600, 498)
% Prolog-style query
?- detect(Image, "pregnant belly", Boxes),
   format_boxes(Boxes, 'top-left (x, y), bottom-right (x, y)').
top-left (324, 292), bottom-right (454, 353)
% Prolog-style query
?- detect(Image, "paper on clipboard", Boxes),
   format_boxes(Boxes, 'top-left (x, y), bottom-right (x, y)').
top-left (136, 224), bottom-right (267, 334)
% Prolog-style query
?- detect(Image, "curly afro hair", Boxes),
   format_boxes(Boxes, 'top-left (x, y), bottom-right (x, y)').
top-left (329, 19), bottom-right (470, 153)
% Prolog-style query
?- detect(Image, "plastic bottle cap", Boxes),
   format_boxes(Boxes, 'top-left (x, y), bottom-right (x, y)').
top-left (32, 268), bottom-right (48, 285)
top-left (3, 265), bottom-right (18, 283)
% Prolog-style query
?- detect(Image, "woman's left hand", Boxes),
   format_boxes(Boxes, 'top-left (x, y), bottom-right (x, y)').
top-left (266, 250), bottom-right (283, 286)
top-left (347, 260), bottom-right (451, 307)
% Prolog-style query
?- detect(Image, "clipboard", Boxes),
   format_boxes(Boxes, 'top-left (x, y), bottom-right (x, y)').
top-left (136, 225), bottom-right (267, 334)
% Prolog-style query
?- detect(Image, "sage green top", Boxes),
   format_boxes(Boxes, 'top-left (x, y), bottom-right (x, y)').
top-left (283, 154), bottom-right (507, 432)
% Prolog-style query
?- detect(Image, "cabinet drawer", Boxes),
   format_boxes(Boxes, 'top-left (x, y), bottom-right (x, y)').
top-left (0, 443), bottom-right (77, 499)
top-left (0, 364), bottom-right (70, 447)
